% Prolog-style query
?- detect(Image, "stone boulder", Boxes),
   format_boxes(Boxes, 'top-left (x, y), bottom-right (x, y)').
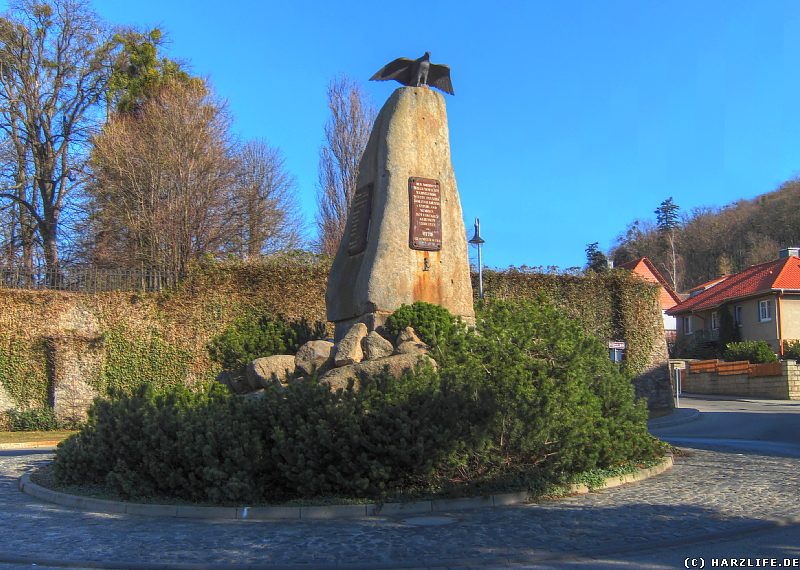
top-left (319, 352), bottom-right (437, 392)
top-left (295, 340), bottom-right (335, 377)
top-left (216, 370), bottom-right (250, 395)
top-left (397, 327), bottom-right (423, 344)
top-left (246, 355), bottom-right (297, 389)
top-left (362, 330), bottom-right (394, 360)
top-left (334, 323), bottom-right (368, 366)
top-left (395, 326), bottom-right (429, 355)
top-left (243, 389), bottom-right (270, 400)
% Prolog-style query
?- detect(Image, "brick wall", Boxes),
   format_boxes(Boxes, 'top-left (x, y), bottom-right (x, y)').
top-left (681, 361), bottom-right (800, 400)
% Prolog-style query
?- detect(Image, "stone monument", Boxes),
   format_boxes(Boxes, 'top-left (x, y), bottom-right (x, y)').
top-left (326, 86), bottom-right (474, 340)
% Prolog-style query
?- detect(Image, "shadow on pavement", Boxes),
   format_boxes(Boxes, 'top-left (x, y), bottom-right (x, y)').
top-left (0, 490), bottom-right (792, 569)
top-left (0, 449), bottom-right (55, 458)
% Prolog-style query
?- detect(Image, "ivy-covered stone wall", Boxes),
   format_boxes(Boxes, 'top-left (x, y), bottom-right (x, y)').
top-left (0, 256), bottom-right (329, 418)
top-left (0, 259), bottom-right (671, 418)
top-left (478, 268), bottom-right (671, 408)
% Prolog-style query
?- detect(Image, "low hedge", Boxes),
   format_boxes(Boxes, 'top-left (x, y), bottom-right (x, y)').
top-left (53, 370), bottom-right (482, 502)
top-left (53, 298), bottom-right (660, 503)
top-left (783, 340), bottom-right (800, 360)
top-left (723, 340), bottom-right (777, 364)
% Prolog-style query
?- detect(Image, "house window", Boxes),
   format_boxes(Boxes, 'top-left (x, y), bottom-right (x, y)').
top-left (759, 300), bottom-right (773, 322)
top-left (682, 316), bottom-right (692, 334)
top-left (711, 311), bottom-right (719, 330)
top-left (735, 306), bottom-right (743, 326)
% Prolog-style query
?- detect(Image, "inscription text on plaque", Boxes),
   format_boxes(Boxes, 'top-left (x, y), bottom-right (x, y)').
top-left (347, 183), bottom-right (373, 255)
top-left (408, 177), bottom-right (442, 251)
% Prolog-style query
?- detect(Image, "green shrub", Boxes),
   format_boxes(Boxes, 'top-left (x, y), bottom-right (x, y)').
top-left (208, 315), bottom-right (326, 372)
top-left (385, 302), bottom-right (459, 347)
top-left (723, 340), bottom-right (777, 363)
top-left (55, 298), bottom-right (658, 502)
top-left (7, 407), bottom-right (59, 431)
top-left (438, 298), bottom-right (656, 481)
top-left (783, 340), bottom-right (800, 360)
top-left (54, 383), bottom-right (268, 502)
top-left (54, 369), bottom-right (486, 502)
top-left (254, 366), bottom-right (487, 499)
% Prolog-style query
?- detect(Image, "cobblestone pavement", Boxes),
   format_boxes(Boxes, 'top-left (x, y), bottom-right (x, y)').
top-left (1, 445), bottom-right (799, 569)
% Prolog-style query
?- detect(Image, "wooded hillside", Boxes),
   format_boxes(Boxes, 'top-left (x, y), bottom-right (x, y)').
top-left (611, 179), bottom-right (800, 292)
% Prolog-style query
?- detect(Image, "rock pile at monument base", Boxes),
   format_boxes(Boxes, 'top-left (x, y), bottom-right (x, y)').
top-left (217, 326), bottom-right (434, 396)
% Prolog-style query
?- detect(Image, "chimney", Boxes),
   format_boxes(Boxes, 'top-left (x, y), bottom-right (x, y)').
top-left (779, 246), bottom-right (800, 259)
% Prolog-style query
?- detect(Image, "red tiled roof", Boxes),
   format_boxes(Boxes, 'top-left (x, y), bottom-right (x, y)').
top-left (617, 258), bottom-right (644, 271)
top-left (687, 275), bottom-right (729, 294)
top-left (618, 257), bottom-right (682, 307)
top-left (668, 256), bottom-right (800, 315)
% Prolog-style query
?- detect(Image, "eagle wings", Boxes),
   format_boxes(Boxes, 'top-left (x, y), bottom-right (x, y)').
top-left (370, 52), bottom-right (454, 96)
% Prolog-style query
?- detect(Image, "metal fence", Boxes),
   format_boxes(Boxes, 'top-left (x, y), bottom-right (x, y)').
top-left (0, 266), bottom-right (183, 292)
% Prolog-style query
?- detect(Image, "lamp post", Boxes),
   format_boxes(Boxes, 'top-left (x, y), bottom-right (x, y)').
top-left (469, 218), bottom-right (485, 299)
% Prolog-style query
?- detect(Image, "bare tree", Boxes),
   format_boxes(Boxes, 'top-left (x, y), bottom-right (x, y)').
top-left (0, 116), bottom-right (37, 275)
top-left (315, 75), bottom-right (375, 256)
top-left (229, 140), bottom-right (302, 258)
top-left (88, 81), bottom-right (237, 274)
top-left (0, 0), bottom-right (115, 279)
top-left (0, 137), bottom-right (28, 267)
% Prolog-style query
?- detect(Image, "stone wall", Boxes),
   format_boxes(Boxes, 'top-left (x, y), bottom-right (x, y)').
top-left (47, 335), bottom-right (102, 424)
top-left (634, 363), bottom-right (673, 410)
top-left (0, 261), bottom-right (673, 418)
top-left (630, 296), bottom-right (672, 410)
top-left (0, 259), bottom-right (330, 417)
top-left (681, 361), bottom-right (800, 400)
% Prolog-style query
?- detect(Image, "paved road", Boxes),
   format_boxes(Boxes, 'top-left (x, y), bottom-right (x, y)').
top-left (1, 395), bottom-right (799, 569)
top-left (651, 394), bottom-right (800, 456)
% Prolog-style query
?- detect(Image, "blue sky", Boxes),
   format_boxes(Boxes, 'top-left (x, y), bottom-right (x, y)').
top-left (30, 1), bottom-right (800, 269)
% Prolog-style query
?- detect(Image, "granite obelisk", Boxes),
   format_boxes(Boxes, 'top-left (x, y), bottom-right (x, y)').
top-left (326, 87), bottom-right (474, 340)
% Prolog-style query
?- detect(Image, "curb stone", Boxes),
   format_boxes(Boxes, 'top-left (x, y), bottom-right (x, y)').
top-left (18, 455), bottom-right (673, 521)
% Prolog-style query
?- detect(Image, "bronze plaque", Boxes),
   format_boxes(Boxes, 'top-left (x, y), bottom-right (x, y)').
top-left (347, 183), bottom-right (372, 255)
top-left (408, 177), bottom-right (442, 251)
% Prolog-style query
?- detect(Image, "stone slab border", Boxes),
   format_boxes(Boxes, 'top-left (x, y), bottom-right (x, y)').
top-left (19, 455), bottom-right (673, 520)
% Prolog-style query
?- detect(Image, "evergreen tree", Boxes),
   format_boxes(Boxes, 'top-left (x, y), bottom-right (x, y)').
top-left (655, 197), bottom-right (682, 291)
top-left (585, 242), bottom-right (608, 273)
top-left (717, 304), bottom-right (741, 350)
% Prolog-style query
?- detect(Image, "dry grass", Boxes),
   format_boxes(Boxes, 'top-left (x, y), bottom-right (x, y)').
top-left (0, 430), bottom-right (76, 444)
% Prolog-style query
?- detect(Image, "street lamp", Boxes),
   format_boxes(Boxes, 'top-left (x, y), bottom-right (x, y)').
top-left (468, 217), bottom-right (485, 299)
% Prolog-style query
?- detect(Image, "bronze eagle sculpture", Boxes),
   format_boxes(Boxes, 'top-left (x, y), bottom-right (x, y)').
top-left (369, 52), bottom-right (454, 95)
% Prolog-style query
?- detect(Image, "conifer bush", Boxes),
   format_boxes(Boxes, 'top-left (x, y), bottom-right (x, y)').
top-left (435, 299), bottom-right (656, 481)
top-left (54, 384), bottom-right (268, 502)
top-left (54, 367), bottom-right (486, 502)
top-left (385, 302), bottom-right (459, 347)
top-left (54, 298), bottom-right (659, 502)
top-left (208, 314), bottom-right (326, 372)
